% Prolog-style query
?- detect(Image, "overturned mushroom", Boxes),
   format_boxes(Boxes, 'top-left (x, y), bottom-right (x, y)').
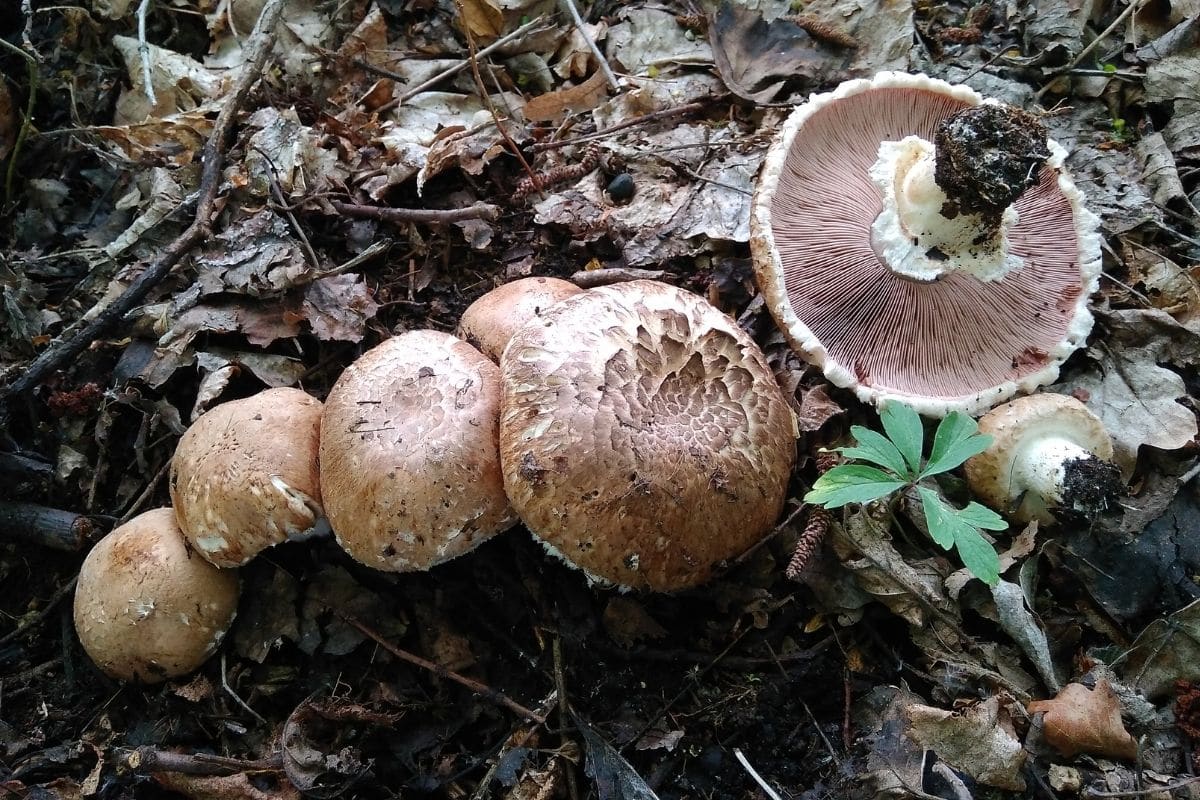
top-left (965, 394), bottom-right (1123, 524)
top-left (457, 276), bottom-right (582, 362)
top-left (751, 72), bottom-right (1101, 416)
top-left (320, 330), bottom-right (515, 571)
top-left (171, 388), bottom-right (325, 567)
top-left (499, 280), bottom-right (796, 592)
top-left (73, 508), bottom-right (240, 683)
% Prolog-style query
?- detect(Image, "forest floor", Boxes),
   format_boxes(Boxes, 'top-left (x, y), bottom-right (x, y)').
top-left (2, 0), bottom-right (1200, 798)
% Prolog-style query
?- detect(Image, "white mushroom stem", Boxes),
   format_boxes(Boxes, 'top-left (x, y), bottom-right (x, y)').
top-left (1010, 437), bottom-right (1096, 504)
top-left (870, 136), bottom-right (1022, 283)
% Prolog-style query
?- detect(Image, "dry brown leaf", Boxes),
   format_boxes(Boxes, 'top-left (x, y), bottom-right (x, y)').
top-left (458, 0), bottom-right (504, 40)
top-left (602, 597), bottom-right (668, 648)
top-left (794, 384), bottom-right (844, 433)
top-left (523, 71), bottom-right (611, 122)
top-left (906, 698), bottom-right (1027, 791)
top-left (93, 116), bottom-right (213, 168)
top-left (707, 3), bottom-right (827, 103)
top-left (1028, 680), bottom-right (1137, 760)
top-left (301, 275), bottom-right (380, 343)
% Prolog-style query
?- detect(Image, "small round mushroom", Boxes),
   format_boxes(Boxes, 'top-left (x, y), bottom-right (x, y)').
top-left (751, 71), bottom-right (1101, 416)
top-left (457, 277), bottom-right (582, 362)
top-left (320, 330), bottom-right (515, 571)
top-left (170, 387), bottom-right (324, 567)
top-left (73, 508), bottom-right (240, 683)
top-left (499, 280), bottom-right (797, 592)
top-left (965, 394), bottom-right (1123, 524)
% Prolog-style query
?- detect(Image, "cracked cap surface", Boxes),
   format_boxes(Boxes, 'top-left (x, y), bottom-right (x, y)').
top-left (499, 280), bottom-right (796, 592)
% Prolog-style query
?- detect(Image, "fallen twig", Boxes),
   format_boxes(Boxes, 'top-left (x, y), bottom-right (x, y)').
top-left (455, 0), bottom-right (540, 192)
top-left (0, 576), bottom-right (77, 648)
top-left (552, 636), bottom-right (581, 800)
top-left (331, 200), bottom-right (500, 224)
top-left (571, 267), bottom-right (666, 288)
top-left (120, 746), bottom-right (284, 777)
top-left (531, 100), bottom-right (712, 153)
top-left (0, 0), bottom-right (286, 412)
top-left (137, 0), bottom-right (157, 107)
top-left (1084, 775), bottom-right (1200, 797)
top-left (1036, 0), bottom-right (1148, 99)
top-left (559, 0), bottom-right (619, 90)
top-left (340, 613), bottom-right (546, 723)
top-left (733, 749), bottom-right (783, 800)
top-left (375, 16), bottom-right (553, 112)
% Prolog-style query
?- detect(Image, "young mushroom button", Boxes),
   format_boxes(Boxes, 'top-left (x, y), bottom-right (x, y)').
top-left (499, 280), bottom-right (797, 592)
top-left (965, 394), bottom-right (1123, 524)
top-left (73, 508), bottom-right (240, 683)
top-left (170, 387), bottom-right (325, 567)
top-left (750, 71), bottom-right (1102, 417)
top-left (320, 330), bottom-right (516, 572)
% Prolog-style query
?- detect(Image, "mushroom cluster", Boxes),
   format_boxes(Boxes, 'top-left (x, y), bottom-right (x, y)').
top-left (74, 276), bottom-right (799, 681)
top-left (751, 71), bottom-right (1101, 417)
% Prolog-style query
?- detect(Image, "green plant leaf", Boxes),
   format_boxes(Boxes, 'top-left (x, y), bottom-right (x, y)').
top-left (923, 412), bottom-right (993, 477)
top-left (917, 489), bottom-right (1001, 585)
top-left (917, 487), bottom-right (957, 549)
top-left (804, 465), bottom-right (906, 508)
top-left (839, 426), bottom-right (910, 478)
top-left (880, 402), bottom-right (924, 474)
top-left (956, 501), bottom-right (1008, 531)
top-left (953, 527), bottom-right (1001, 585)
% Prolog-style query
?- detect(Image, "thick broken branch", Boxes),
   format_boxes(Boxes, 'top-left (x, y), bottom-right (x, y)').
top-left (0, 501), bottom-right (99, 551)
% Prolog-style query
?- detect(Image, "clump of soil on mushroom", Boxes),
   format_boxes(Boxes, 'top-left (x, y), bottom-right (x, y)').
top-left (934, 104), bottom-right (1052, 231)
top-left (1058, 456), bottom-right (1125, 521)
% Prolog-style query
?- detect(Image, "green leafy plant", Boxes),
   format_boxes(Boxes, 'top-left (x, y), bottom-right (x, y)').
top-left (803, 402), bottom-right (1006, 585)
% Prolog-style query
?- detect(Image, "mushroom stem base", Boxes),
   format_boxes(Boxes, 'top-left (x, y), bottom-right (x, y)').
top-left (1012, 438), bottom-right (1121, 519)
top-left (869, 136), bottom-right (1021, 283)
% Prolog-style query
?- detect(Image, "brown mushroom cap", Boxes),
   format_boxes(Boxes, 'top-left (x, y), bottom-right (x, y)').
top-left (751, 72), bottom-right (1101, 416)
top-left (171, 387), bottom-right (324, 567)
top-left (965, 393), bottom-right (1116, 523)
top-left (320, 330), bottom-right (515, 571)
top-left (457, 277), bottom-right (583, 362)
top-left (499, 280), bottom-right (797, 592)
top-left (73, 508), bottom-right (240, 683)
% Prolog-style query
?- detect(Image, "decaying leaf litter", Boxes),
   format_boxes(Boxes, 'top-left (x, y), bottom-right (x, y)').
top-left (1, 0), bottom-right (1199, 796)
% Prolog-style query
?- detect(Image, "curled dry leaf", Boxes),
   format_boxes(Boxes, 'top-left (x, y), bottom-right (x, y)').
top-left (707, 3), bottom-right (826, 103)
top-left (906, 697), bottom-right (1027, 791)
top-left (1028, 680), bottom-right (1138, 761)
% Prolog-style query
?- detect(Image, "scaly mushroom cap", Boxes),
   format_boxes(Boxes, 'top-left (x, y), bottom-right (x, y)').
top-left (499, 280), bottom-right (797, 592)
top-left (73, 508), bottom-right (240, 683)
top-left (751, 72), bottom-right (1101, 417)
top-left (171, 388), bottom-right (324, 567)
top-left (458, 277), bottom-right (583, 362)
top-left (320, 330), bottom-right (516, 571)
top-left (966, 393), bottom-right (1115, 523)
